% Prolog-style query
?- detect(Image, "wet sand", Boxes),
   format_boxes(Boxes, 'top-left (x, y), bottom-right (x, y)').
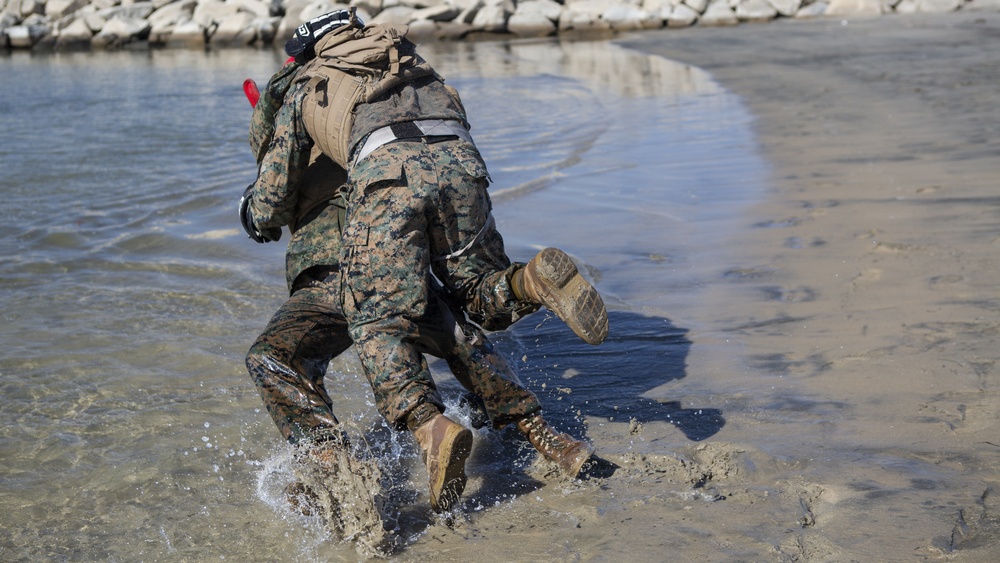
top-left (407, 12), bottom-right (1000, 562)
top-left (610, 12), bottom-right (1000, 561)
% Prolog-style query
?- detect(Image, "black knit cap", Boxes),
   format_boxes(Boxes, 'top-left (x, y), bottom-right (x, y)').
top-left (284, 8), bottom-right (364, 63)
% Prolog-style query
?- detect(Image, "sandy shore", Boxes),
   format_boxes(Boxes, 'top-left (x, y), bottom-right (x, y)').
top-left (605, 11), bottom-right (1000, 561)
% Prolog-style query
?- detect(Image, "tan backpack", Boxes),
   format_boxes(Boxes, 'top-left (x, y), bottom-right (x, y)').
top-left (299, 22), bottom-right (438, 168)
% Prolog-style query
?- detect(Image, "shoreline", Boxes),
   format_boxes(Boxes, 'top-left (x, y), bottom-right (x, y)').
top-left (613, 11), bottom-right (1000, 558)
top-left (3, 0), bottom-right (1000, 53)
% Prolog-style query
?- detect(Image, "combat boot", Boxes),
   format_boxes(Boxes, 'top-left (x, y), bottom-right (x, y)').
top-left (283, 480), bottom-right (321, 516)
top-left (413, 414), bottom-right (473, 512)
top-left (517, 414), bottom-right (594, 478)
top-left (512, 248), bottom-right (608, 345)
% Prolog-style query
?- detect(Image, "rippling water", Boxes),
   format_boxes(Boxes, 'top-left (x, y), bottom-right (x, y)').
top-left (0, 40), bottom-right (765, 559)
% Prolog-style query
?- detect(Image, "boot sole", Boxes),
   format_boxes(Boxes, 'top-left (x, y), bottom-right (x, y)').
top-left (429, 426), bottom-right (473, 512)
top-left (525, 248), bottom-right (608, 345)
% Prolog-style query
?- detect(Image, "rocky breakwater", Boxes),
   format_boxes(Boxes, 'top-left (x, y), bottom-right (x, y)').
top-left (2, 0), bottom-right (999, 52)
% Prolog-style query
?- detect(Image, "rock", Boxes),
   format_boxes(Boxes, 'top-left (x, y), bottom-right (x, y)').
top-left (602, 2), bottom-right (661, 30)
top-left (404, 16), bottom-right (436, 38)
top-left (9, 12), bottom-right (50, 43)
top-left (230, 0), bottom-right (272, 18)
top-left (825, 0), bottom-right (882, 15)
top-left (454, 0), bottom-right (484, 24)
top-left (412, 3), bottom-right (460, 21)
top-left (666, 2), bottom-right (700, 25)
top-left (166, 18), bottom-right (206, 47)
top-left (559, 0), bottom-right (612, 31)
top-left (211, 10), bottom-right (255, 45)
top-left (471, 0), bottom-right (512, 31)
top-left (46, 0), bottom-right (88, 18)
top-left (369, 5), bottom-right (415, 24)
top-left (794, 0), bottom-right (827, 15)
top-left (1, 11), bottom-right (20, 33)
top-left (641, 0), bottom-right (672, 15)
top-left (192, 0), bottom-right (241, 28)
top-left (699, 0), bottom-right (739, 24)
top-left (54, 16), bottom-right (92, 49)
top-left (767, 0), bottom-right (801, 15)
top-left (914, 0), bottom-right (961, 10)
top-left (507, 0), bottom-right (561, 36)
top-left (966, 0), bottom-right (1000, 9)
top-left (251, 15), bottom-right (279, 43)
top-left (6, 24), bottom-right (41, 47)
top-left (19, 0), bottom-right (47, 18)
top-left (148, 0), bottom-right (196, 29)
top-left (736, 0), bottom-right (777, 20)
top-left (96, 2), bottom-right (156, 21)
top-left (684, 0), bottom-right (709, 13)
top-left (82, 12), bottom-right (107, 32)
top-left (91, 15), bottom-right (150, 48)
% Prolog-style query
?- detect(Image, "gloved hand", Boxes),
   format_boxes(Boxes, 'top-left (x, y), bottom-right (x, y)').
top-left (239, 184), bottom-right (281, 243)
top-left (284, 8), bottom-right (363, 63)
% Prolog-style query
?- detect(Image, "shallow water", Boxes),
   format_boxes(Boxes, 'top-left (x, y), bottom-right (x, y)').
top-left (0, 39), bottom-right (765, 560)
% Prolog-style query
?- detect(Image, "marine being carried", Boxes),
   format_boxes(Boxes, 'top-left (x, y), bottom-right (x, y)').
top-left (240, 7), bottom-right (609, 520)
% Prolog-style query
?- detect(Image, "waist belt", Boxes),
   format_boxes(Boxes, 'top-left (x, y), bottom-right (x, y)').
top-left (353, 119), bottom-right (473, 165)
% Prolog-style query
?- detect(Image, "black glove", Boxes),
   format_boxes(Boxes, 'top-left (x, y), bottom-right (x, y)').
top-left (284, 8), bottom-right (363, 63)
top-left (239, 184), bottom-right (281, 243)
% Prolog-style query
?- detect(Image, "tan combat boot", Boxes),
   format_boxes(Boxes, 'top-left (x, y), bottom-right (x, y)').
top-left (517, 414), bottom-right (595, 478)
top-left (413, 414), bottom-right (474, 512)
top-left (512, 248), bottom-right (608, 345)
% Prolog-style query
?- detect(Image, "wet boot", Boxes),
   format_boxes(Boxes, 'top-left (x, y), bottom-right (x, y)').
top-left (283, 480), bottom-right (321, 516)
top-left (517, 414), bottom-right (595, 478)
top-left (512, 247), bottom-right (608, 345)
top-left (413, 414), bottom-right (474, 512)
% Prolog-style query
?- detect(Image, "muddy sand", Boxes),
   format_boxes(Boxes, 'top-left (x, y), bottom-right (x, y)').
top-left (395, 12), bottom-right (1000, 562)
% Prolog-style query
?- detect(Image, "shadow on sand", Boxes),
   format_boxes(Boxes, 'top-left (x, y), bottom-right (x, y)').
top-left (378, 311), bottom-right (726, 553)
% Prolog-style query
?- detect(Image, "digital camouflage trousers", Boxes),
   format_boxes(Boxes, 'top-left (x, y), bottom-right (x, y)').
top-left (341, 138), bottom-right (539, 431)
top-left (246, 268), bottom-right (541, 444)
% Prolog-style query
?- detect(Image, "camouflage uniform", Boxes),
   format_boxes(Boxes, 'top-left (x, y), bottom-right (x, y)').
top-left (245, 66), bottom-right (541, 443)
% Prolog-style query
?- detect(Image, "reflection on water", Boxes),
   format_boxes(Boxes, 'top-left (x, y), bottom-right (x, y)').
top-left (0, 39), bottom-right (763, 559)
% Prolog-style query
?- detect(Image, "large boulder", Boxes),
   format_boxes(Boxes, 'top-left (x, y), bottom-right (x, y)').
top-left (699, 0), bottom-right (738, 24)
top-left (559, 0), bottom-right (613, 31)
top-left (767, 0), bottom-right (801, 15)
top-left (471, 0), bottom-right (513, 31)
top-left (6, 13), bottom-right (50, 47)
top-left (91, 15), bottom-right (150, 48)
top-left (412, 3), bottom-right (461, 21)
top-left (193, 0), bottom-right (241, 28)
top-left (369, 5), bottom-right (416, 24)
top-left (210, 10), bottom-right (255, 45)
top-left (166, 18), bottom-right (206, 47)
top-left (230, 0), bottom-right (273, 18)
top-left (18, 0), bottom-right (47, 18)
top-left (666, 3), bottom-right (700, 26)
top-left (147, 0), bottom-right (198, 42)
top-left (684, 0), bottom-right (709, 13)
top-left (735, 0), bottom-right (777, 20)
top-left (793, 0), bottom-right (827, 15)
top-left (54, 16), bottom-right (92, 50)
top-left (602, 2), bottom-right (661, 30)
top-left (966, 0), bottom-right (1000, 9)
top-left (825, 0), bottom-right (882, 15)
top-left (507, 0), bottom-right (561, 36)
top-left (46, 0), bottom-right (87, 19)
top-left (908, 0), bottom-right (961, 11)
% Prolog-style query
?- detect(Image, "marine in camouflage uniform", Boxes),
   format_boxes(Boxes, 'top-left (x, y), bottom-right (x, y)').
top-left (245, 11), bottom-right (604, 512)
top-left (244, 75), bottom-right (541, 446)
